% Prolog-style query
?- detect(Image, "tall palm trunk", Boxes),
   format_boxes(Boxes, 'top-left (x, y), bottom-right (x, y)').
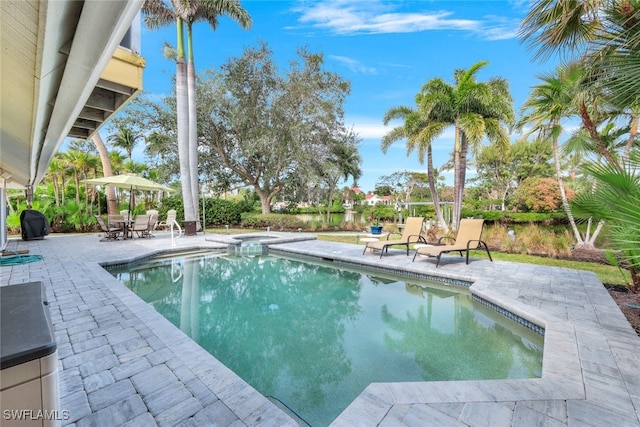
top-left (91, 134), bottom-right (118, 214)
top-left (187, 24), bottom-right (200, 228)
top-left (552, 135), bottom-right (584, 245)
top-left (176, 18), bottom-right (196, 223)
top-left (426, 143), bottom-right (447, 230)
top-left (452, 127), bottom-right (464, 231)
top-left (578, 102), bottom-right (619, 168)
top-left (456, 135), bottom-right (469, 231)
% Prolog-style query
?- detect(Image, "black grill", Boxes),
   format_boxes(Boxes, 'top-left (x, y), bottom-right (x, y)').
top-left (20, 210), bottom-right (50, 241)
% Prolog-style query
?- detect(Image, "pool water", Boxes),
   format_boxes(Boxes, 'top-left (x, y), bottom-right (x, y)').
top-left (109, 252), bottom-right (543, 426)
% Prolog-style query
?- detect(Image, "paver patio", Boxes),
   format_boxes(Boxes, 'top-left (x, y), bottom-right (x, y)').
top-left (2, 231), bottom-right (639, 426)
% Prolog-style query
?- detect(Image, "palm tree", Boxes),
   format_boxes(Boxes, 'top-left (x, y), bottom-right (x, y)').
top-left (144, 1), bottom-right (195, 224)
top-left (519, 63), bottom-right (595, 248)
top-left (382, 105), bottom-right (448, 230)
top-left (63, 149), bottom-right (97, 209)
top-left (145, 132), bottom-right (173, 162)
top-left (108, 127), bottom-right (142, 169)
top-left (321, 131), bottom-right (362, 221)
top-left (519, 0), bottom-right (640, 122)
top-left (184, 1), bottom-right (251, 224)
top-left (595, 1), bottom-right (640, 110)
top-left (143, 0), bottom-right (252, 227)
top-left (388, 61), bottom-right (514, 231)
top-left (45, 156), bottom-right (65, 207)
top-left (91, 133), bottom-right (118, 215)
top-left (518, 0), bottom-right (606, 62)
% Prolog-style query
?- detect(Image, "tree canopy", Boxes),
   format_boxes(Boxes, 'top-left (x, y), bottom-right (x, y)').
top-left (197, 42), bottom-right (358, 213)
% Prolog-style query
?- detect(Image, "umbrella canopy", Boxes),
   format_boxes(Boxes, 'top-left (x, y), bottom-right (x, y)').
top-left (82, 174), bottom-right (174, 192)
top-left (82, 174), bottom-right (174, 218)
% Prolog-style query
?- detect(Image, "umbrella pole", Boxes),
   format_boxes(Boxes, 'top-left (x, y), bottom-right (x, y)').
top-left (126, 186), bottom-right (132, 221)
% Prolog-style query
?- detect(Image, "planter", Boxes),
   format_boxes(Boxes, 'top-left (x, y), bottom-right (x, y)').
top-left (182, 220), bottom-right (197, 236)
top-left (370, 225), bottom-right (383, 235)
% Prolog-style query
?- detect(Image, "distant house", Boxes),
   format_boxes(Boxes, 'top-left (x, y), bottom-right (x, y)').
top-left (364, 193), bottom-right (391, 206)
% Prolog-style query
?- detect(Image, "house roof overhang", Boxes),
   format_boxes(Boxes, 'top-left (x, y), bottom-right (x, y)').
top-left (0, 0), bottom-right (145, 190)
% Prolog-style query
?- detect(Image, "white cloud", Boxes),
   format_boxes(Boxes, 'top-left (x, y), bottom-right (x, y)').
top-left (478, 15), bottom-right (521, 40)
top-left (346, 115), bottom-right (457, 144)
top-left (346, 116), bottom-right (388, 139)
top-left (290, 0), bottom-right (520, 39)
top-left (329, 55), bottom-right (378, 74)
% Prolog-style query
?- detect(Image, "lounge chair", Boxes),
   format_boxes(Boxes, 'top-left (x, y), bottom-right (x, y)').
top-left (363, 217), bottom-right (427, 258)
top-left (131, 214), bottom-right (151, 238)
top-left (412, 218), bottom-right (492, 267)
top-left (95, 215), bottom-right (123, 241)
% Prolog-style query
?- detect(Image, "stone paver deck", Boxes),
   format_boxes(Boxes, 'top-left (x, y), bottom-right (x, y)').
top-left (2, 231), bottom-right (639, 426)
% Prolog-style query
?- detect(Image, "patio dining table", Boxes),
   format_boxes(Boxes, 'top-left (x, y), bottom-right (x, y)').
top-left (111, 218), bottom-right (134, 240)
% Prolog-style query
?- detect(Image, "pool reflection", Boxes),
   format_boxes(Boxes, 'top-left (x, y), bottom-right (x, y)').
top-left (111, 254), bottom-right (542, 426)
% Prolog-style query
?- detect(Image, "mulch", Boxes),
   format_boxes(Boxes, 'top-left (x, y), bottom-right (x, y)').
top-left (607, 286), bottom-right (640, 336)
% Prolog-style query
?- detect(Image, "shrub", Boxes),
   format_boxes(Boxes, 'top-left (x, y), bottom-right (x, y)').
top-left (461, 209), bottom-right (504, 221)
top-left (240, 213), bottom-right (307, 231)
top-left (460, 210), bottom-right (567, 224)
top-left (505, 212), bottom-right (567, 224)
top-left (513, 177), bottom-right (575, 212)
top-left (157, 196), bottom-right (247, 226)
top-left (364, 205), bottom-right (396, 222)
top-left (203, 198), bottom-right (243, 226)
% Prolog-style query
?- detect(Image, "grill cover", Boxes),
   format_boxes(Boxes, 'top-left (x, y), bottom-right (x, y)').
top-left (20, 209), bottom-right (50, 241)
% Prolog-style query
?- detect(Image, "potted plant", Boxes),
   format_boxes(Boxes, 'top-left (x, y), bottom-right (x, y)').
top-left (370, 219), bottom-right (383, 235)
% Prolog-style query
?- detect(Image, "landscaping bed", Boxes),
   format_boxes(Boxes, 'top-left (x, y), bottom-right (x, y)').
top-left (607, 286), bottom-right (640, 336)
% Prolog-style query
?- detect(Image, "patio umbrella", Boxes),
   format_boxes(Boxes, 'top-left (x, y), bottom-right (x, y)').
top-left (82, 174), bottom-right (174, 218)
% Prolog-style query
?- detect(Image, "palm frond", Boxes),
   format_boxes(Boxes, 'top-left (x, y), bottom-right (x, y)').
top-left (572, 158), bottom-right (640, 271)
top-left (380, 127), bottom-right (407, 154)
top-left (142, 0), bottom-right (175, 29)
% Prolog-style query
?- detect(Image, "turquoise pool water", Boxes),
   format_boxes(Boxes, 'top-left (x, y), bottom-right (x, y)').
top-left (109, 252), bottom-right (543, 426)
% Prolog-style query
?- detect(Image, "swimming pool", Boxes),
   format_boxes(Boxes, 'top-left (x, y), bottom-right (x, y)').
top-left (109, 252), bottom-right (543, 426)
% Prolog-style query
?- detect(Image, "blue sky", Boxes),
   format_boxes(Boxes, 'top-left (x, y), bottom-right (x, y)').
top-left (136, 0), bottom-right (557, 192)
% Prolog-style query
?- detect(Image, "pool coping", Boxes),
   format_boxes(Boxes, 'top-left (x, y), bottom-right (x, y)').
top-left (3, 232), bottom-right (640, 426)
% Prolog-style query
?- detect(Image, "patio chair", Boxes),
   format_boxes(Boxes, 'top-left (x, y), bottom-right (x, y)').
top-left (412, 218), bottom-right (493, 267)
top-left (158, 209), bottom-right (177, 230)
top-left (146, 210), bottom-right (159, 231)
top-left (363, 216), bottom-right (427, 258)
top-left (95, 215), bottom-right (123, 241)
top-left (146, 210), bottom-right (159, 237)
top-left (131, 214), bottom-right (151, 238)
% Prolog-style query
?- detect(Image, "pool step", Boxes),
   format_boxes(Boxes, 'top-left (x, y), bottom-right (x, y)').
top-left (230, 242), bottom-right (266, 256)
top-left (265, 396), bottom-right (311, 427)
